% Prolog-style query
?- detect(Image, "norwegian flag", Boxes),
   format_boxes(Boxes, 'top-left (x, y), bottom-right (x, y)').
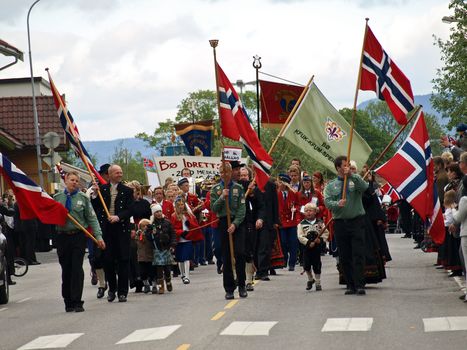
top-left (143, 157), bottom-right (155, 170)
top-left (380, 182), bottom-right (401, 203)
top-left (55, 163), bottom-right (66, 181)
top-left (0, 152), bottom-right (68, 225)
top-left (360, 25), bottom-right (415, 125)
top-left (216, 63), bottom-right (273, 190)
top-left (47, 71), bottom-right (107, 185)
top-left (375, 110), bottom-right (444, 244)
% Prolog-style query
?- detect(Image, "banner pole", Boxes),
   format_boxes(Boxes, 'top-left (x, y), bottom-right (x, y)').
top-left (253, 55), bottom-right (262, 140)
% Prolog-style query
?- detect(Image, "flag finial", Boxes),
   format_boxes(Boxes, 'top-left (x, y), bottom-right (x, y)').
top-left (209, 39), bottom-right (219, 48)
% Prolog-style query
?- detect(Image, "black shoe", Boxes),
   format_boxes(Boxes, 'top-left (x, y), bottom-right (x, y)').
top-left (30, 261), bottom-right (41, 265)
top-left (306, 279), bottom-right (315, 291)
top-left (90, 270), bottom-right (98, 286)
top-left (261, 276), bottom-right (270, 281)
top-left (288, 267), bottom-right (295, 271)
top-left (118, 295), bottom-right (127, 302)
top-left (200, 261), bottom-right (208, 266)
top-left (345, 289), bottom-right (356, 295)
top-left (459, 294), bottom-right (466, 300)
top-left (74, 305), bottom-right (85, 312)
top-left (269, 269), bottom-right (276, 275)
top-left (217, 265), bottom-right (223, 274)
top-left (143, 284), bottom-right (151, 294)
top-left (225, 292), bottom-right (234, 300)
top-left (107, 291), bottom-right (116, 302)
top-left (7, 279), bottom-right (16, 285)
top-left (65, 306), bottom-right (75, 312)
top-left (448, 271), bottom-right (462, 277)
top-left (356, 288), bottom-right (366, 295)
top-left (207, 260), bottom-right (215, 265)
top-left (246, 283), bottom-right (254, 291)
top-left (239, 287), bottom-right (248, 298)
top-left (97, 287), bottom-right (106, 299)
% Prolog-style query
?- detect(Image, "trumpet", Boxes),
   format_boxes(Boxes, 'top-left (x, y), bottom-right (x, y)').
top-left (278, 180), bottom-right (298, 194)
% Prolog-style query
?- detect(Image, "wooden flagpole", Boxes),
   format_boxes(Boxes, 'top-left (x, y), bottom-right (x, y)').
top-left (362, 105), bottom-right (422, 179)
top-left (67, 213), bottom-right (99, 245)
top-left (210, 39), bottom-right (236, 282)
top-left (46, 69), bottom-right (110, 219)
top-left (342, 18), bottom-right (369, 200)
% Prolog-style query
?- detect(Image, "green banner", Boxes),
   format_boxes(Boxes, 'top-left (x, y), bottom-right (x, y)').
top-left (282, 83), bottom-right (372, 173)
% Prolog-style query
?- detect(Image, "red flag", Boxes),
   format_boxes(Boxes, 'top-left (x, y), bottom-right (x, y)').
top-left (259, 80), bottom-right (304, 127)
top-left (375, 110), bottom-right (444, 244)
top-left (360, 25), bottom-right (415, 125)
top-left (216, 63), bottom-right (273, 191)
top-left (47, 71), bottom-right (107, 185)
top-left (0, 152), bottom-right (68, 225)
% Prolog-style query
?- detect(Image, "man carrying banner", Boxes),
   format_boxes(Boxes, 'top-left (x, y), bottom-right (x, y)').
top-left (324, 156), bottom-right (369, 295)
top-left (54, 171), bottom-right (105, 312)
top-left (210, 162), bottom-right (247, 300)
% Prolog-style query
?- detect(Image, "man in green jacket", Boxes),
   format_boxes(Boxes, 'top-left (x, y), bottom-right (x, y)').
top-left (54, 171), bottom-right (105, 312)
top-left (211, 162), bottom-right (247, 300)
top-left (324, 156), bottom-right (368, 296)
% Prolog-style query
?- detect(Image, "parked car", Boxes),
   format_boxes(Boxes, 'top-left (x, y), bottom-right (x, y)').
top-left (0, 232), bottom-right (8, 304)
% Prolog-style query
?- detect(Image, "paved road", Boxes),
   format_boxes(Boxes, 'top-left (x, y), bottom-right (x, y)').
top-left (1, 234), bottom-right (466, 350)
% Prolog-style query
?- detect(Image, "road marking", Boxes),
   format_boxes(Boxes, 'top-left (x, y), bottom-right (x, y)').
top-left (220, 321), bottom-right (277, 336)
top-left (224, 300), bottom-right (238, 309)
top-left (17, 297), bottom-right (32, 303)
top-left (176, 344), bottom-right (191, 350)
top-left (423, 317), bottom-right (467, 332)
top-left (211, 311), bottom-right (225, 321)
top-left (18, 333), bottom-right (83, 350)
top-left (322, 318), bottom-right (373, 332)
top-left (116, 325), bottom-right (181, 344)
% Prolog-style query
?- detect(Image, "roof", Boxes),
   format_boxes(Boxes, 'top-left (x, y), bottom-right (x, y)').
top-left (0, 96), bottom-right (66, 148)
top-left (0, 38), bottom-right (23, 61)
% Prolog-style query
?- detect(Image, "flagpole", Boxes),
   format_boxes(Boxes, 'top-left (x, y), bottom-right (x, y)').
top-left (67, 213), bottom-right (99, 245)
top-left (268, 75), bottom-right (314, 155)
top-left (253, 55), bottom-right (262, 140)
top-left (46, 69), bottom-right (111, 219)
top-left (362, 105), bottom-right (422, 179)
top-left (210, 39), bottom-right (237, 282)
top-left (342, 18), bottom-right (369, 200)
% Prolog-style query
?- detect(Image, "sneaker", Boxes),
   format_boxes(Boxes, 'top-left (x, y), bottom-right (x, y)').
top-left (182, 277), bottom-right (190, 284)
top-left (246, 283), bottom-right (254, 292)
top-left (306, 279), bottom-right (315, 291)
top-left (152, 285), bottom-right (158, 294)
top-left (143, 284), bottom-right (151, 294)
top-left (316, 284), bottom-right (322, 291)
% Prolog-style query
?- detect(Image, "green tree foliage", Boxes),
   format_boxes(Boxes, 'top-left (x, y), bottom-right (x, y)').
top-left (110, 142), bottom-right (146, 183)
top-left (431, 0), bottom-right (467, 129)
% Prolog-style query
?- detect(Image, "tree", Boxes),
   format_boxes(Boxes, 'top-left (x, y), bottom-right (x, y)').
top-left (110, 142), bottom-right (146, 184)
top-left (431, 0), bottom-right (467, 129)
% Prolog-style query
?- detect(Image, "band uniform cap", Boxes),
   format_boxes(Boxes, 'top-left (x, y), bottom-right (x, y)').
top-left (278, 173), bottom-right (291, 184)
top-left (98, 163), bottom-right (111, 175)
top-left (178, 177), bottom-right (189, 186)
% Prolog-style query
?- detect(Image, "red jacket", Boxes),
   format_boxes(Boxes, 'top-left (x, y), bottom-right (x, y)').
top-left (170, 213), bottom-right (204, 242)
top-left (298, 189), bottom-right (325, 220)
top-left (203, 191), bottom-right (218, 228)
top-left (277, 190), bottom-right (300, 228)
top-left (152, 199), bottom-right (175, 219)
top-left (185, 192), bottom-right (201, 214)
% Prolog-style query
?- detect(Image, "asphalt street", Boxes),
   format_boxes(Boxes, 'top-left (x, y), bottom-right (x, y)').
top-left (1, 234), bottom-right (466, 350)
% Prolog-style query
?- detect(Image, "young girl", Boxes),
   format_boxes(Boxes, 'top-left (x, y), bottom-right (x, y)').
top-left (146, 204), bottom-right (177, 294)
top-left (297, 203), bottom-right (329, 291)
top-left (170, 197), bottom-right (203, 284)
top-left (135, 219), bottom-right (155, 294)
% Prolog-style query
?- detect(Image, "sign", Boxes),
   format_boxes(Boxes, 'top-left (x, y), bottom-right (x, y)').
top-left (145, 170), bottom-right (160, 189)
top-left (153, 155), bottom-right (247, 185)
top-left (223, 147), bottom-right (242, 161)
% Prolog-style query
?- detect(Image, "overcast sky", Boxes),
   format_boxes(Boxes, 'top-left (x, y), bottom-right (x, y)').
top-left (0, 0), bottom-right (452, 141)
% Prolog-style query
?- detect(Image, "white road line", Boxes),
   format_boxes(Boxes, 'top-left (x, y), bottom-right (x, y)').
top-left (116, 325), bottom-right (181, 344)
top-left (322, 318), bottom-right (374, 332)
top-left (17, 333), bottom-right (84, 350)
top-left (220, 321), bottom-right (277, 336)
top-left (16, 297), bottom-right (32, 304)
top-left (423, 317), bottom-right (467, 332)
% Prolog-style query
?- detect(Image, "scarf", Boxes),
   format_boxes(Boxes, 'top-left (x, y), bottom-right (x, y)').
top-left (64, 188), bottom-right (79, 212)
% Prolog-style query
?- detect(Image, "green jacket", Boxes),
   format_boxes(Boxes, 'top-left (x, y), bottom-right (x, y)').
top-left (210, 181), bottom-right (246, 228)
top-left (54, 191), bottom-right (103, 240)
top-left (324, 173), bottom-right (368, 220)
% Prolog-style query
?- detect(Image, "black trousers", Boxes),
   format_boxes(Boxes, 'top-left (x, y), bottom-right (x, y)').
top-left (244, 223), bottom-right (257, 263)
top-left (334, 216), bottom-right (366, 290)
top-left (56, 233), bottom-right (87, 308)
top-left (255, 227), bottom-right (274, 277)
top-left (303, 246), bottom-right (322, 274)
top-left (219, 217), bottom-right (246, 293)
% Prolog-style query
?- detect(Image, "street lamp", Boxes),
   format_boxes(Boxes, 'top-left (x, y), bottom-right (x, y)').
top-left (442, 15), bottom-right (457, 24)
top-left (27, 0), bottom-right (44, 188)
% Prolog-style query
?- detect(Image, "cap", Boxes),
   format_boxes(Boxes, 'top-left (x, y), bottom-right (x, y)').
top-left (456, 123), bottom-right (467, 132)
top-left (177, 177), bottom-right (189, 186)
top-left (151, 204), bottom-right (162, 214)
top-left (229, 160), bottom-right (245, 169)
top-left (302, 175), bottom-right (312, 181)
top-left (98, 163), bottom-right (111, 175)
top-left (278, 173), bottom-right (291, 184)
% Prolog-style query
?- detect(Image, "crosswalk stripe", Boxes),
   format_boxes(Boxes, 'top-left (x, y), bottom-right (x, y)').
top-left (423, 317), bottom-right (467, 332)
top-left (322, 318), bottom-right (373, 332)
top-left (220, 321), bottom-right (277, 336)
top-left (17, 333), bottom-right (83, 350)
top-left (116, 325), bottom-right (181, 344)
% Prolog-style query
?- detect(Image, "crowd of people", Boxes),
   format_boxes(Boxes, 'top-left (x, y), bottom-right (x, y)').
top-left (1, 123), bottom-right (466, 312)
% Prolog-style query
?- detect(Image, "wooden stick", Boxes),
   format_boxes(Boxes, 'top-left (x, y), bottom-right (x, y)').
top-left (66, 213), bottom-right (99, 245)
top-left (362, 105), bottom-right (422, 179)
top-left (342, 18), bottom-right (369, 200)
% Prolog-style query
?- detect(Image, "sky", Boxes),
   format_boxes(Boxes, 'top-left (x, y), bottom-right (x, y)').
top-left (0, 0), bottom-right (453, 141)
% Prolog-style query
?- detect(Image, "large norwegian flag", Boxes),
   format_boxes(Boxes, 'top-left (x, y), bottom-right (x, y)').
top-left (360, 25), bottom-right (415, 125)
top-left (375, 110), bottom-right (444, 244)
top-left (0, 152), bottom-right (68, 225)
top-left (216, 63), bottom-right (273, 190)
top-left (47, 71), bottom-right (107, 185)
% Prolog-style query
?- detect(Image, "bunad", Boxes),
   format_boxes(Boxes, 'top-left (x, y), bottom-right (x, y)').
top-left (277, 188), bottom-right (300, 270)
